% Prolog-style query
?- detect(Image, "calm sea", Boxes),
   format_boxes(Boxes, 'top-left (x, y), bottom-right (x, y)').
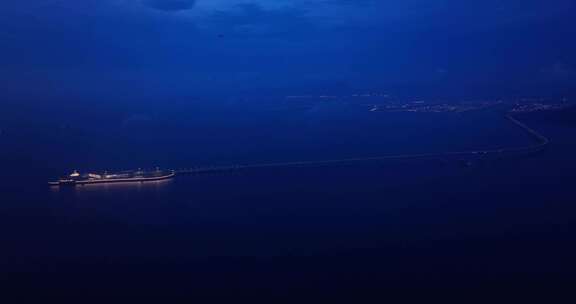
top-left (1, 98), bottom-right (575, 300)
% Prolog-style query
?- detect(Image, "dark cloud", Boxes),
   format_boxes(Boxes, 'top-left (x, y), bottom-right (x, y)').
top-left (143, 0), bottom-right (196, 12)
top-left (205, 3), bottom-right (314, 38)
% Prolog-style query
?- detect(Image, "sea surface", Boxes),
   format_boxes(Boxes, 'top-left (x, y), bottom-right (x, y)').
top-left (1, 98), bottom-right (576, 300)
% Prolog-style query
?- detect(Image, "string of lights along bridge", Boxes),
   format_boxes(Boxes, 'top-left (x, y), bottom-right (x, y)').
top-left (49, 114), bottom-right (549, 186)
top-left (174, 115), bottom-right (549, 176)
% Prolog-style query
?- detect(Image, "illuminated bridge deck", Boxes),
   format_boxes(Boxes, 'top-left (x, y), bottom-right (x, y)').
top-left (175, 114), bottom-right (549, 175)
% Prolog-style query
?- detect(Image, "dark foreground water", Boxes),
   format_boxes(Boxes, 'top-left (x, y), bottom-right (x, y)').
top-left (1, 99), bottom-right (576, 301)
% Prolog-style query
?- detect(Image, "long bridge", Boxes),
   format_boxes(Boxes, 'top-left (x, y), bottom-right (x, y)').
top-left (175, 114), bottom-right (549, 175)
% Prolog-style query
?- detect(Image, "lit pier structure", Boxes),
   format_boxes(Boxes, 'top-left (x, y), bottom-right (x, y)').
top-left (50, 168), bottom-right (176, 186)
top-left (174, 114), bottom-right (549, 175)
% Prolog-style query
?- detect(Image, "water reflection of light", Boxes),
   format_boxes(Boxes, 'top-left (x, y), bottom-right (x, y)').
top-left (51, 179), bottom-right (173, 194)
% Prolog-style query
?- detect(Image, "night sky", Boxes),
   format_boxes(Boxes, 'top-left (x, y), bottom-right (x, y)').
top-left (1, 0), bottom-right (575, 100)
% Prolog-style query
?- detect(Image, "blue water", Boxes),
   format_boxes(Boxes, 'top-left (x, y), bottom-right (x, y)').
top-left (1, 99), bottom-right (575, 300)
